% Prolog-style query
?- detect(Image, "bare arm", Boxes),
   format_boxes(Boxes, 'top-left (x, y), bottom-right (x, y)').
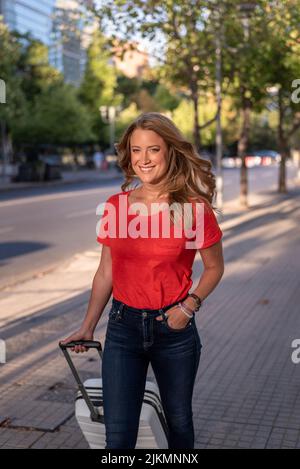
top-left (185, 240), bottom-right (225, 311)
top-left (60, 244), bottom-right (113, 351)
top-left (82, 245), bottom-right (113, 332)
top-left (156, 240), bottom-right (225, 328)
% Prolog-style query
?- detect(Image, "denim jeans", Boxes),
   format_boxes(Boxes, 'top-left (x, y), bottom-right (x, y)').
top-left (102, 296), bottom-right (202, 449)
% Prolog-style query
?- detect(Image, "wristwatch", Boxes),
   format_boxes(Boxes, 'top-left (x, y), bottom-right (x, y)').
top-left (188, 293), bottom-right (203, 311)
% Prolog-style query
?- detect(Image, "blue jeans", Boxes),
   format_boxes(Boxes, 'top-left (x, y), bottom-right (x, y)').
top-left (102, 296), bottom-right (202, 449)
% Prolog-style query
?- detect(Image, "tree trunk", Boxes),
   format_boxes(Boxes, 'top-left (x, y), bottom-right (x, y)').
top-left (0, 120), bottom-right (9, 178)
top-left (238, 97), bottom-right (251, 208)
top-left (190, 77), bottom-right (201, 153)
top-left (278, 89), bottom-right (288, 193)
top-left (278, 143), bottom-right (288, 193)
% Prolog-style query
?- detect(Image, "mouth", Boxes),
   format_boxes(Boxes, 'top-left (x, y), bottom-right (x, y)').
top-left (138, 166), bottom-right (156, 173)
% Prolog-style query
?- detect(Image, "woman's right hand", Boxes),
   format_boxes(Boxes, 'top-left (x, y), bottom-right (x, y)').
top-left (60, 327), bottom-right (94, 353)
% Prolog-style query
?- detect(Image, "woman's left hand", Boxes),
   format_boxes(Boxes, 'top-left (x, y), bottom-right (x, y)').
top-left (155, 297), bottom-right (195, 329)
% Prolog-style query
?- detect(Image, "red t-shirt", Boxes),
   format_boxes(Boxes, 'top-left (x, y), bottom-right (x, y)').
top-left (96, 189), bottom-right (223, 309)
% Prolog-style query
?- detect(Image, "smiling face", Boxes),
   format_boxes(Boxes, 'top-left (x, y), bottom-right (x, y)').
top-left (130, 128), bottom-right (169, 185)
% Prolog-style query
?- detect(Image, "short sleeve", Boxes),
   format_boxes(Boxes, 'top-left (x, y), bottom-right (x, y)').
top-left (193, 200), bottom-right (223, 249)
top-left (96, 196), bottom-right (114, 246)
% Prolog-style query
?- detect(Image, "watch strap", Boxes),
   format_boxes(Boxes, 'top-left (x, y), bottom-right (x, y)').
top-left (188, 293), bottom-right (202, 310)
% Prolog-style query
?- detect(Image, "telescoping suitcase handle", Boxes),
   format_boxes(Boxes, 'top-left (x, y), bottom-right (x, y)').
top-left (59, 340), bottom-right (104, 424)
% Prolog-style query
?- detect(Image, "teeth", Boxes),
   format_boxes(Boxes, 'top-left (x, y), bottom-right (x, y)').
top-left (140, 166), bottom-right (155, 172)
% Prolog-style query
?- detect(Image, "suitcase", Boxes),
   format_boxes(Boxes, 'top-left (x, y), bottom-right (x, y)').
top-left (59, 340), bottom-right (169, 449)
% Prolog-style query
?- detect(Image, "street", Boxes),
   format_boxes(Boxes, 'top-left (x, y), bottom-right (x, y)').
top-left (0, 176), bottom-right (123, 290)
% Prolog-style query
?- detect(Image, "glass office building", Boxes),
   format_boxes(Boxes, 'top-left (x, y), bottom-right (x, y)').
top-left (0, 0), bottom-right (55, 46)
top-left (0, 0), bottom-right (94, 85)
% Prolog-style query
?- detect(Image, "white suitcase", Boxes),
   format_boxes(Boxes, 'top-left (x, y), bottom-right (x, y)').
top-left (59, 340), bottom-right (169, 449)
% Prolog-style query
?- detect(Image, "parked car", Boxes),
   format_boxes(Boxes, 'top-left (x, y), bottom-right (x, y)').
top-left (245, 150), bottom-right (280, 166)
top-left (222, 157), bottom-right (240, 168)
top-left (13, 154), bottom-right (62, 182)
top-left (254, 150), bottom-right (280, 165)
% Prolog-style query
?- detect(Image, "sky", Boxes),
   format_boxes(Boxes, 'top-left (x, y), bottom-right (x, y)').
top-left (93, 0), bottom-right (166, 67)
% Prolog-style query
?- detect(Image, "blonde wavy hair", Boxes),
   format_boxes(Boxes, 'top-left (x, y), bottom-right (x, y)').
top-left (115, 112), bottom-right (219, 228)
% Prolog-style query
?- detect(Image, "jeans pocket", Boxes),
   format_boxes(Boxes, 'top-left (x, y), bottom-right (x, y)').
top-left (164, 314), bottom-right (194, 332)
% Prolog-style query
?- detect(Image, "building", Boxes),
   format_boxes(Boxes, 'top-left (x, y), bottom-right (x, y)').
top-left (51, 0), bottom-right (97, 85)
top-left (0, 0), bottom-right (96, 86)
top-left (0, 0), bottom-right (56, 50)
top-left (112, 41), bottom-right (150, 79)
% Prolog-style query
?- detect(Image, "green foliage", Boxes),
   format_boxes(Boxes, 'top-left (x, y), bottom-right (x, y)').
top-left (78, 29), bottom-right (123, 145)
top-left (115, 102), bottom-right (140, 138)
top-left (17, 35), bottom-right (63, 100)
top-left (0, 21), bottom-right (95, 148)
top-left (153, 84), bottom-right (180, 112)
top-left (116, 75), bottom-right (140, 108)
top-left (0, 20), bottom-right (25, 125)
top-left (79, 30), bottom-right (121, 109)
top-left (2, 0), bottom-right (300, 155)
top-left (13, 84), bottom-right (94, 145)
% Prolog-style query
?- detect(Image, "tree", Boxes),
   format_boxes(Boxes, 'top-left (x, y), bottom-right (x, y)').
top-left (263, 0), bottom-right (300, 193)
top-left (116, 75), bottom-right (140, 109)
top-left (1, 28), bottom-right (94, 156)
top-left (17, 35), bottom-right (63, 101)
top-left (224, 0), bottom-right (300, 199)
top-left (153, 83), bottom-right (180, 113)
top-left (0, 20), bottom-right (25, 171)
top-left (222, 1), bottom-right (271, 208)
top-left (79, 29), bottom-right (122, 145)
top-left (91, 1), bottom-right (221, 152)
top-left (13, 84), bottom-right (94, 147)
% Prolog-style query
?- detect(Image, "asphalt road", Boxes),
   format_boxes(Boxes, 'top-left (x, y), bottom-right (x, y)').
top-left (0, 179), bottom-right (123, 290)
top-left (0, 164), bottom-right (297, 290)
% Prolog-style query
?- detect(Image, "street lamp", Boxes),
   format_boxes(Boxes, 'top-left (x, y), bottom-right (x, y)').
top-left (214, 3), bottom-right (224, 210)
top-left (99, 105), bottom-right (121, 154)
top-left (237, 2), bottom-right (256, 209)
top-left (238, 2), bottom-right (257, 39)
top-left (207, 1), bottom-right (224, 209)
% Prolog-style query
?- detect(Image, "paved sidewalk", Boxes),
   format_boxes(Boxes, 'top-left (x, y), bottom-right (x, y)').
top-left (0, 250), bottom-right (101, 328)
top-left (192, 186), bottom-right (300, 448)
top-left (0, 184), bottom-right (300, 448)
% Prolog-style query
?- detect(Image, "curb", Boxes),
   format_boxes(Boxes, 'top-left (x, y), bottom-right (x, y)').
top-left (0, 173), bottom-right (123, 193)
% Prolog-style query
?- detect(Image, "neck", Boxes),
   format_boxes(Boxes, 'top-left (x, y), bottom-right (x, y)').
top-left (139, 183), bottom-right (168, 200)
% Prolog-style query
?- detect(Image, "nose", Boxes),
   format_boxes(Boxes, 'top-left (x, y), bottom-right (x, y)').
top-left (139, 152), bottom-right (152, 165)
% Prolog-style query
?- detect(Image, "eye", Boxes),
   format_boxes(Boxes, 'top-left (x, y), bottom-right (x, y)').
top-left (131, 148), bottom-right (159, 153)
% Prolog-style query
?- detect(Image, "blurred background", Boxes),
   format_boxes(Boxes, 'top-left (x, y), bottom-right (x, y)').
top-left (1, 0), bottom-right (300, 450)
top-left (0, 0), bottom-right (299, 197)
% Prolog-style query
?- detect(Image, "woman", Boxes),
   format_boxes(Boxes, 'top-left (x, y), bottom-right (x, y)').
top-left (60, 112), bottom-right (224, 449)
